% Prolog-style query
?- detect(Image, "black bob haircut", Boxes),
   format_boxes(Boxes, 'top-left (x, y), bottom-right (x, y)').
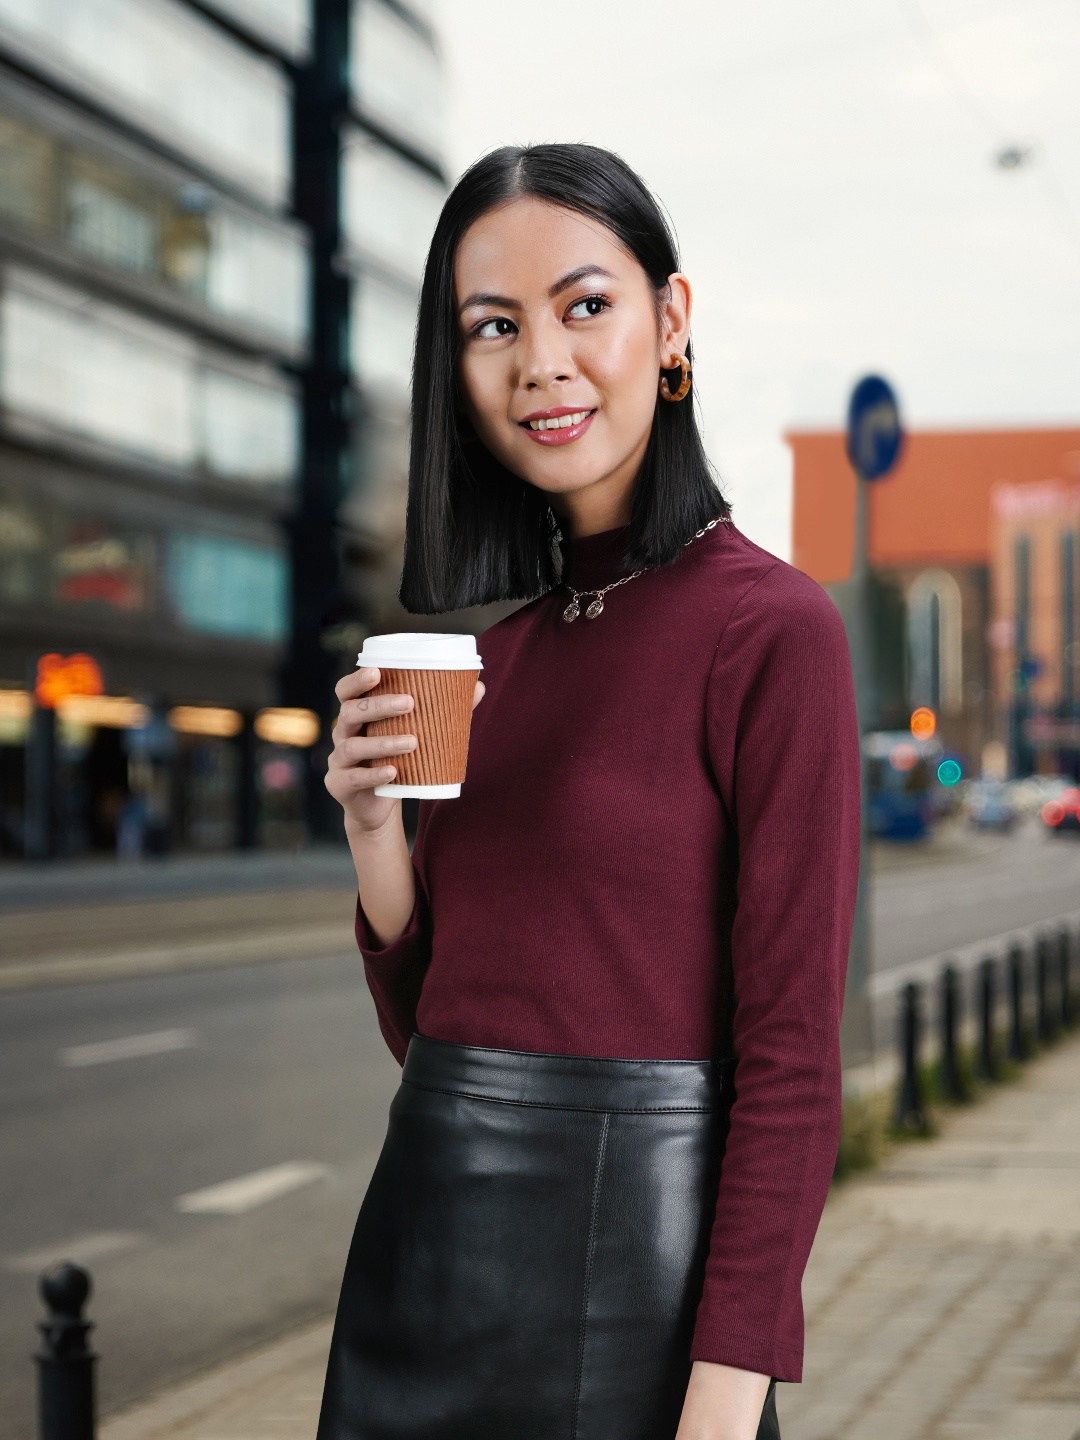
top-left (399, 142), bottom-right (729, 614)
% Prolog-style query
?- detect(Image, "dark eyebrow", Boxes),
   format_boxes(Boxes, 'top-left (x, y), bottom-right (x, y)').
top-left (458, 265), bottom-right (618, 315)
top-left (458, 290), bottom-right (520, 314)
top-left (548, 264), bottom-right (617, 297)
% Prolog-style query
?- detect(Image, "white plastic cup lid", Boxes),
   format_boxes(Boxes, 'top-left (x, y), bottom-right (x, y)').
top-left (357, 632), bottom-right (483, 672)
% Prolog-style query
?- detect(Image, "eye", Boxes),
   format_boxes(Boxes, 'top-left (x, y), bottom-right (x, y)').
top-left (473, 316), bottom-right (517, 339)
top-left (566, 295), bottom-right (610, 320)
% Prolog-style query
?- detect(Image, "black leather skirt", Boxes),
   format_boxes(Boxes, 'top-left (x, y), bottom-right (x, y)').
top-left (318, 1035), bottom-right (780, 1440)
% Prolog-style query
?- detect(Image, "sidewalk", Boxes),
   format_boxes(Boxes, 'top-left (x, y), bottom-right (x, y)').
top-left (100, 1032), bottom-right (1080, 1440)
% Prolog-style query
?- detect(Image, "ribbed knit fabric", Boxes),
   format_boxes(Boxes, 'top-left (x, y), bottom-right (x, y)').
top-left (356, 519), bottom-right (861, 1382)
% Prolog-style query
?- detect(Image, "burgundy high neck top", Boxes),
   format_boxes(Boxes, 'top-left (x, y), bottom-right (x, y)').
top-left (356, 518), bottom-right (860, 1382)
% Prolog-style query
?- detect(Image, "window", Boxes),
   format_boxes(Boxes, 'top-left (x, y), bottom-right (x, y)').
top-left (197, 0), bottom-right (313, 61)
top-left (65, 163), bottom-right (160, 276)
top-left (0, 0), bottom-right (291, 205)
top-left (342, 128), bottom-right (443, 282)
top-left (0, 489), bottom-right (48, 605)
top-left (166, 532), bottom-right (289, 641)
top-left (0, 268), bottom-right (300, 483)
top-left (907, 570), bottom-right (963, 716)
top-left (53, 519), bottom-right (155, 612)
top-left (200, 369), bottom-right (299, 485)
top-left (0, 112), bottom-right (54, 232)
top-left (0, 101), bottom-right (308, 351)
top-left (0, 273), bottom-right (197, 467)
top-left (350, 269), bottom-right (417, 395)
top-left (350, 0), bottom-right (441, 157)
top-left (205, 210), bottom-right (309, 351)
top-left (1063, 533), bottom-right (1076, 705)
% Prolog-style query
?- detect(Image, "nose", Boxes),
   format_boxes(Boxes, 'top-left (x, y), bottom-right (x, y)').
top-left (519, 317), bottom-right (575, 392)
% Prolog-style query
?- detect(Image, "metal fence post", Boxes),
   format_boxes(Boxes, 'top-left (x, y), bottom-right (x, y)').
top-left (939, 964), bottom-right (964, 1100)
top-left (1061, 927), bottom-right (1074, 1029)
top-left (36, 1263), bottom-right (95, 1440)
top-left (1036, 933), bottom-right (1056, 1044)
top-left (1007, 943), bottom-right (1029, 1063)
top-left (977, 957), bottom-right (999, 1082)
top-left (895, 981), bottom-right (927, 1129)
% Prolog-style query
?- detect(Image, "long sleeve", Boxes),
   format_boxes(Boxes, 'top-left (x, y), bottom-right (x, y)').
top-left (690, 566), bottom-right (861, 1381)
top-left (355, 807), bottom-right (434, 1065)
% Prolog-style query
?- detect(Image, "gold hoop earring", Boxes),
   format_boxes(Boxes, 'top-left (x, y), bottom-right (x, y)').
top-left (659, 354), bottom-right (692, 403)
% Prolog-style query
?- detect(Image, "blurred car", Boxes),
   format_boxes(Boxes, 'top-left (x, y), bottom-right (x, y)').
top-left (1041, 787), bottom-right (1080, 835)
top-left (1009, 774), bottom-right (1072, 817)
top-left (964, 779), bottom-right (1019, 832)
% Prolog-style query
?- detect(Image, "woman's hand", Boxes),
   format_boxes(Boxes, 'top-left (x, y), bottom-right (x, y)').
top-left (675, 1361), bottom-right (772, 1440)
top-left (325, 667), bottom-right (419, 834)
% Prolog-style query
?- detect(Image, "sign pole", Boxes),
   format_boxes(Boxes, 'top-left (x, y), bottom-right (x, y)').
top-left (842, 376), bottom-right (905, 1068)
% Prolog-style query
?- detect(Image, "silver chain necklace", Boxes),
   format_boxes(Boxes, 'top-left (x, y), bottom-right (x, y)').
top-left (561, 515), bottom-right (730, 622)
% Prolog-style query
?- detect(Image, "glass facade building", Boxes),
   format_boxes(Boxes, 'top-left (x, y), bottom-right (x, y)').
top-left (0, 0), bottom-right (445, 857)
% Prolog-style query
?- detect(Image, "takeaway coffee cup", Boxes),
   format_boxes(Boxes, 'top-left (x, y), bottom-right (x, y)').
top-left (357, 633), bottom-right (483, 799)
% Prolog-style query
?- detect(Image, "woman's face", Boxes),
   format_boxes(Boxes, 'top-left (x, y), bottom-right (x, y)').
top-left (454, 197), bottom-right (691, 530)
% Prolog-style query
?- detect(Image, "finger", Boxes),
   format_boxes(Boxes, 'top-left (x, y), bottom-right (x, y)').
top-left (471, 679), bottom-right (486, 711)
top-left (329, 734), bottom-right (417, 768)
top-left (335, 691), bottom-right (415, 740)
top-left (334, 667), bottom-right (381, 705)
top-left (326, 763), bottom-right (399, 795)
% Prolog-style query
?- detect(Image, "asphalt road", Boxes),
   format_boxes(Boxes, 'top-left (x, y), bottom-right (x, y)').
top-left (1, 823), bottom-right (1078, 1437)
top-left (0, 953), bottom-right (399, 1440)
top-left (871, 820), bottom-right (1080, 971)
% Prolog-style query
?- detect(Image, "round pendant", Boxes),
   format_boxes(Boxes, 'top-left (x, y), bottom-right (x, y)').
top-left (562, 600), bottom-right (580, 622)
top-left (585, 596), bottom-right (604, 620)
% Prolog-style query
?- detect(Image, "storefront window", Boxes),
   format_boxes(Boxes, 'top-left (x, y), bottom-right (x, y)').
top-left (199, 0), bottom-right (313, 61)
top-left (0, 491), bottom-right (48, 604)
top-left (166, 532), bottom-right (289, 641)
top-left (200, 369), bottom-right (299, 486)
top-left (0, 0), bottom-right (291, 205)
top-left (350, 0), bottom-right (441, 158)
top-left (350, 269), bottom-right (417, 396)
top-left (53, 519), bottom-right (155, 613)
top-left (341, 128), bottom-right (443, 282)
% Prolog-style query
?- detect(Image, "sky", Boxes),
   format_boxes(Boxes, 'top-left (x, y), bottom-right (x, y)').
top-left (435, 0), bottom-right (1080, 559)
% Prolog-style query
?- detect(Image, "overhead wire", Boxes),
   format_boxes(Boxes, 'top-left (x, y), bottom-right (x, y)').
top-left (893, 0), bottom-right (1080, 254)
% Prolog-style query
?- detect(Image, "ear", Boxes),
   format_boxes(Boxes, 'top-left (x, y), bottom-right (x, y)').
top-left (659, 273), bottom-right (692, 366)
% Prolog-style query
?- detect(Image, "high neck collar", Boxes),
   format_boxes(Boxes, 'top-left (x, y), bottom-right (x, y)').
top-left (558, 525), bottom-right (633, 591)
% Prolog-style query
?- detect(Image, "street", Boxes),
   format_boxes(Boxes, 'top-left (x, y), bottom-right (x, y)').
top-left (0, 953), bottom-right (399, 1440)
top-left (0, 821), bottom-right (1078, 1437)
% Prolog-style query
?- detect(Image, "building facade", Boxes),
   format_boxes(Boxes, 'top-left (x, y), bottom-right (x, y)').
top-left (789, 426), bottom-right (1080, 780)
top-left (0, 0), bottom-right (444, 858)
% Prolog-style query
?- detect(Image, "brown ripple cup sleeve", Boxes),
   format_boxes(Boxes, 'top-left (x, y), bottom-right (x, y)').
top-left (355, 632), bottom-right (484, 799)
top-left (364, 667), bottom-right (480, 788)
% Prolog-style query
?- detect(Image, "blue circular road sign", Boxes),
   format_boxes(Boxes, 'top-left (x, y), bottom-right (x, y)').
top-left (846, 375), bottom-right (904, 481)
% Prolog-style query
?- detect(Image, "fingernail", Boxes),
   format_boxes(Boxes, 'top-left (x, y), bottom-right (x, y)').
top-left (382, 766), bottom-right (396, 778)
top-left (396, 736), bottom-right (416, 750)
top-left (391, 695), bottom-right (412, 711)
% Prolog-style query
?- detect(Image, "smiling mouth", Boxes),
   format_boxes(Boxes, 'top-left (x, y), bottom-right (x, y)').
top-left (518, 408), bottom-right (597, 446)
top-left (522, 409), bottom-right (594, 431)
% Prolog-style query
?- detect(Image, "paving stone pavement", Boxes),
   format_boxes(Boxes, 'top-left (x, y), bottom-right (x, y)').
top-left (102, 1033), bottom-right (1080, 1440)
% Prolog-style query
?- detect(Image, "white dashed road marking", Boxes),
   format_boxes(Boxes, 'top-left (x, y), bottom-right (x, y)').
top-left (175, 1162), bottom-right (331, 1216)
top-left (58, 1028), bottom-right (199, 1067)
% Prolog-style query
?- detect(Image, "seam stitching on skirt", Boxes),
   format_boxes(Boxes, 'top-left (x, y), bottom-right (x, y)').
top-left (572, 1111), bottom-right (610, 1440)
top-left (400, 1081), bottom-right (720, 1114)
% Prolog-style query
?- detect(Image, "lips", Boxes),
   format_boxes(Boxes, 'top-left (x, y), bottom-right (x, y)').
top-left (518, 406), bottom-right (597, 447)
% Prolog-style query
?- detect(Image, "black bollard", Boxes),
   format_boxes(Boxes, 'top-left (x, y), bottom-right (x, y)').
top-left (36, 1263), bottom-right (95, 1440)
top-left (977, 957), bottom-right (999, 1082)
top-left (938, 964), bottom-right (964, 1100)
top-left (895, 981), bottom-right (927, 1130)
top-left (1061, 927), bottom-right (1074, 1029)
top-left (1036, 934), bottom-right (1056, 1044)
top-left (1007, 943), bottom-right (1029, 1062)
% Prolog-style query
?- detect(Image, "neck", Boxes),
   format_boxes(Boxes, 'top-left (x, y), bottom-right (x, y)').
top-left (549, 462), bottom-right (639, 539)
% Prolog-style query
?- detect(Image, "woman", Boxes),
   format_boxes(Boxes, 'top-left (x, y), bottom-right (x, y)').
top-left (320, 144), bottom-right (860, 1440)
